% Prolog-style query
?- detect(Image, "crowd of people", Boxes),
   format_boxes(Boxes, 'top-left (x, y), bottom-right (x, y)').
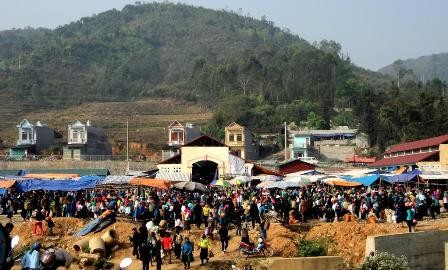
top-left (1, 182), bottom-right (448, 268)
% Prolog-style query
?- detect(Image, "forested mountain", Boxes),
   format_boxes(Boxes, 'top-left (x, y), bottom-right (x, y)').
top-left (0, 2), bottom-right (447, 152)
top-left (379, 53), bottom-right (448, 81)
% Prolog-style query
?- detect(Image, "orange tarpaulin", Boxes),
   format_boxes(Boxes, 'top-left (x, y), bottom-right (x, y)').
top-left (394, 167), bottom-right (407, 174)
top-left (24, 173), bottom-right (80, 179)
top-left (324, 179), bottom-right (362, 187)
top-left (129, 178), bottom-right (171, 189)
top-left (0, 180), bottom-right (16, 188)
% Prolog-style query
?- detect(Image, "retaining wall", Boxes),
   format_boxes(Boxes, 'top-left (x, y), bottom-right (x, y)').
top-left (0, 160), bottom-right (157, 175)
top-left (261, 256), bottom-right (343, 270)
top-left (365, 230), bottom-right (448, 270)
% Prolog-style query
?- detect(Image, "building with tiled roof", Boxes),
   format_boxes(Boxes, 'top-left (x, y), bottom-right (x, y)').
top-left (370, 135), bottom-right (448, 170)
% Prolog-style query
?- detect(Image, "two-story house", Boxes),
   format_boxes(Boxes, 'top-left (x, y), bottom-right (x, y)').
top-left (161, 121), bottom-right (202, 160)
top-left (288, 126), bottom-right (370, 161)
top-left (63, 120), bottom-right (112, 160)
top-left (224, 122), bottom-right (259, 160)
top-left (9, 119), bottom-right (57, 158)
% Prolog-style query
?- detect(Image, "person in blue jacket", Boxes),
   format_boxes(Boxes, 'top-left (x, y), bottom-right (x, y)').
top-left (181, 237), bottom-right (194, 269)
top-left (21, 242), bottom-right (41, 270)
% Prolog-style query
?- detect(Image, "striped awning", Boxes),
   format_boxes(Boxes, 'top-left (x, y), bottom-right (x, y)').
top-left (155, 171), bottom-right (191, 182)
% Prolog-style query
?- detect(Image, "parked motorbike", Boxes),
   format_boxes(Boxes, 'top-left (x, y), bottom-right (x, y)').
top-left (239, 238), bottom-right (273, 257)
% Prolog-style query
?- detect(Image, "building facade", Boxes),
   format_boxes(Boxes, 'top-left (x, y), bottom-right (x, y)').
top-left (10, 119), bottom-right (56, 158)
top-left (63, 120), bottom-right (111, 160)
top-left (162, 121), bottom-right (202, 160)
top-left (224, 122), bottom-right (259, 160)
top-left (288, 126), bottom-right (369, 161)
top-left (371, 135), bottom-right (448, 170)
top-left (157, 135), bottom-right (255, 184)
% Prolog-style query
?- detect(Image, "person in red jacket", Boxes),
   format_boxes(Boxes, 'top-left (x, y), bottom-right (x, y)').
top-left (160, 232), bottom-right (173, 264)
top-left (33, 208), bottom-right (45, 236)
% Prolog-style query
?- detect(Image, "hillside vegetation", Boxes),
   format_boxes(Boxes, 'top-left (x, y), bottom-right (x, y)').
top-left (0, 2), bottom-right (447, 152)
top-left (379, 52), bottom-right (448, 82)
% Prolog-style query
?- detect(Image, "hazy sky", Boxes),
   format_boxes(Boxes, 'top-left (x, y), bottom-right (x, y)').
top-left (1, 0), bottom-right (447, 70)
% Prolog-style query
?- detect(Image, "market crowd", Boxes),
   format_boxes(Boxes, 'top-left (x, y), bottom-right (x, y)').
top-left (1, 183), bottom-right (447, 268)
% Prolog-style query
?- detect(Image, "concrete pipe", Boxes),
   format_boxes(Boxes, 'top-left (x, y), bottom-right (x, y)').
top-left (100, 229), bottom-right (119, 247)
top-left (89, 237), bottom-right (106, 255)
top-left (73, 237), bottom-right (90, 252)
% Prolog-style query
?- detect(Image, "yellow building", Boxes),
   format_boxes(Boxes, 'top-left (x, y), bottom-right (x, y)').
top-left (157, 135), bottom-right (254, 184)
top-left (224, 122), bottom-right (259, 160)
top-left (417, 144), bottom-right (448, 171)
top-left (440, 144), bottom-right (448, 171)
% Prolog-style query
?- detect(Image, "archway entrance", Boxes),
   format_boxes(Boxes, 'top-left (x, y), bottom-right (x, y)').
top-left (192, 160), bottom-right (218, 185)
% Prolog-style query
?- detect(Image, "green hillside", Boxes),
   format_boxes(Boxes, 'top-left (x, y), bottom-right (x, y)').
top-left (0, 2), bottom-right (447, 151)
top-left (379, 53), bottom-right (448, 82)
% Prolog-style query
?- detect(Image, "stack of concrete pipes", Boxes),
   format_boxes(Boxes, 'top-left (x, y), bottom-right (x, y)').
top-left (73, 229), bottom-right (119, 255)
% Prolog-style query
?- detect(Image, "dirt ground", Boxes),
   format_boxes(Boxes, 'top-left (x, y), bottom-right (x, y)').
top-left (3, 214), bottom-right (448, 269)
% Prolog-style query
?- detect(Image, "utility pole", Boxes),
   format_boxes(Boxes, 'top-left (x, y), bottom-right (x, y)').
top-left (284, 122), bottom-right (287, 160)
top-left (126, 119), bottom-right (129, 173)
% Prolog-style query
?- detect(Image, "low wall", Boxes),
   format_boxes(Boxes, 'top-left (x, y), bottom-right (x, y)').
top-left (365, 230), bottom-right (448, 270)
top-left (0, 160), bottom-right (157, 175)
top-left (261, 256), bottom-right (343, 270)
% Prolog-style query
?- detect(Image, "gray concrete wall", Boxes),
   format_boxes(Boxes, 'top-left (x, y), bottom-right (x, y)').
top-left (0, 160), bottom-right (157, 175)
top-left (317, 145), bottom-right (354, 161)
top-left (365, 230), bottom-right (448, 270)
top-left (260, 256), bottom-right (343, 270)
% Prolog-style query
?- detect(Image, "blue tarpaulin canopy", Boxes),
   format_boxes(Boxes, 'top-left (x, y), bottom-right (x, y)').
top-left (342, 174), bottom-right (381, 186)
top-left (381, 170), bottom-right (421, 183)
top-left (15, 175), bottom-right (104, 192)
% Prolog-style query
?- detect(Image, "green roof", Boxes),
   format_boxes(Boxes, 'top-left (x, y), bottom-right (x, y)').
top-left (0, 168), bottom-right (110, 176)
top-left (0, 170), bottom-right (21, 176)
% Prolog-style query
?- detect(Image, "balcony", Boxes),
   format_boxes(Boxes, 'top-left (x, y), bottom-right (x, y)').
top-left (226, 140), bottom-right (245, 147)
top-left (69, 138), bottom-right (86, 144)
top-left (17, 139), bottom-right (35, 145)
top-left (168, 140), bottom-right (184, 146)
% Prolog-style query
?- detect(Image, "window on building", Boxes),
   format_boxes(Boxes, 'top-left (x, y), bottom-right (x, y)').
top-left (236, 134), bottom-right (242, 142)
top-left (21, 131), bottom-right (28, 140)
top-left (244, 166), bottom-right (250, 175)
top-left (173, 167), bottom-right (181, 173)
top-left (72, 130), bottom-right (78, 142)
top-left (161, 167), bottom-right (170, 173)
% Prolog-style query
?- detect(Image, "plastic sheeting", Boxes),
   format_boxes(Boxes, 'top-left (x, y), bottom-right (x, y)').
top-left (382, 170), bottom-right (421, 183)
top-left (15, 176), bottom-right (102, 192)
top-left (342, 174), bottom-right (380, 186)
top-left (98, 175), bottom-right (133, 185)
top-left (229, 154), bottom-right (246, 175)
top-left (129, 178), bottom-right (171, 189)
top-left (155, 171), bottom-right (190, 182)
top-left (0, 189), bottom-right (6, 196)
top-left (0, 180), bottom-right (16, 188)
top-left (324, 178), bottom-right (362, 187)
top-left (24, 173), bottom-right (80, 179)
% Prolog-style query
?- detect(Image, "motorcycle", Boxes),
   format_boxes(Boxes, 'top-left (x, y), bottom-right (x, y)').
top-left (239, 239), bottom-right (273, 257)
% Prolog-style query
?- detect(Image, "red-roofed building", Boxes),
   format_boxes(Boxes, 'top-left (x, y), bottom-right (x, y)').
top-left (370, 135), bottom-right (448, 168)
top-left (345, 155), bottom-right (377, 164)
